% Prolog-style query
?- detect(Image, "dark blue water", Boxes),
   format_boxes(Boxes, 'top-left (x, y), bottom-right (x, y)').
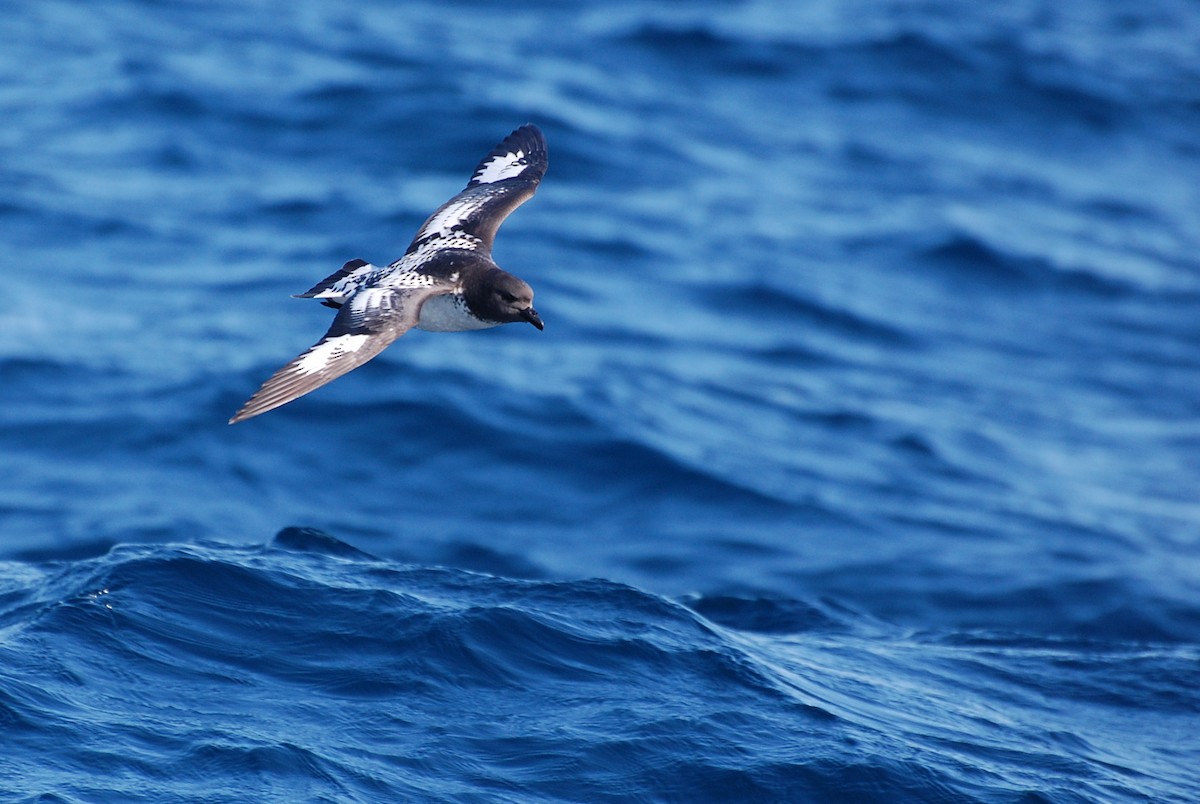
top-left (3, 1), bottom-right (1199, 800)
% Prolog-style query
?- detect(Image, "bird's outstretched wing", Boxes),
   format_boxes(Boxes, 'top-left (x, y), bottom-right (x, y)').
top-left (405, 124), bottom-right (547, 257)
top-left (229, 285), bottom-right (448, 423)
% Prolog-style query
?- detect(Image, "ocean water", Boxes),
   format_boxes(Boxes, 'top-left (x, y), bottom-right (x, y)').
top-left (2, 0), bottom-right (1199, 801)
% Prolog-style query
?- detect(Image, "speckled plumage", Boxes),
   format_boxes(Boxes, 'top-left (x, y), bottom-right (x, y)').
top-left (230, 125), bottom-right (547, 424)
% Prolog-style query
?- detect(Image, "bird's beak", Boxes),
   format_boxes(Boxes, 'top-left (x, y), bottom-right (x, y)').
top-left (520, 307), bottom-right (544, 330)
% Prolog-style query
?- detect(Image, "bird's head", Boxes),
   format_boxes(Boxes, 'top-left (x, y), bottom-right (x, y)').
top-left (475, 270), bottom-right (544, 330)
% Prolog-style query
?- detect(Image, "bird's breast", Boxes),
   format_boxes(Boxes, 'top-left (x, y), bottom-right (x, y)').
top-left (416, 292), bottom-right (498, 332)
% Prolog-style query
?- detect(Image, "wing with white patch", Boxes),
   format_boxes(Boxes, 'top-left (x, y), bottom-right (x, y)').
top-left (229, 285), bottom-right (449, 423)
top-left (467, 124), bottom-right (548, 187)
top-left (406, 124), bottom-right (547, 256)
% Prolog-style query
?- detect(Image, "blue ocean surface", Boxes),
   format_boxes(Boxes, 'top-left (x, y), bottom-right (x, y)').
top-left (2, 0), bottom-right (1199, 801)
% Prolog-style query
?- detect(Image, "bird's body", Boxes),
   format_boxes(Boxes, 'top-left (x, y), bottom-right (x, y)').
top-left (230, 124), bottom-right (547, 424)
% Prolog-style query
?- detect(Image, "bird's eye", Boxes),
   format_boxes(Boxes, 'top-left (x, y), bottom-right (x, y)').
top-left (501, 292), bottom-right (517, 303)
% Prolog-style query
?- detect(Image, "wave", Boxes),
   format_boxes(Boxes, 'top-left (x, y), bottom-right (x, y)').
top-left (700, 282), bottom-right (916, 347)
top-left (609, 15), bottom-right (1200, 137)
top-left (0, 535), bottom-right (834, 797)
top-left (2, 532), bottom-right (1194, 801)
top-left (917, 230), bottom-right (1142, 296)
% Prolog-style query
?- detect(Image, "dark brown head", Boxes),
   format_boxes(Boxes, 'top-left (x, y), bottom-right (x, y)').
top-left (468, 268), bottom-right (543, 330)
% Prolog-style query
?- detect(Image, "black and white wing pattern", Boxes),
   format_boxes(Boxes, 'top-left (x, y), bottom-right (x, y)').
top-left (292, 258), bottom-right (381, 308)
top-left (406, 124), bottom-right (547, 257)
top-left (228, 283), bottom-right (450, 423)
top-left (230, 125), bottom-right (547, 423)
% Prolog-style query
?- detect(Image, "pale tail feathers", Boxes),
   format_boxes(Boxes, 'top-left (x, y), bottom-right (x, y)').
top-left (294, 258), bottom-right (379, 304)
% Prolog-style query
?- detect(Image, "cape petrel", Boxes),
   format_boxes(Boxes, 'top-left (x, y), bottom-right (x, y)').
top-left (229, 124), bottom-right (547, 424)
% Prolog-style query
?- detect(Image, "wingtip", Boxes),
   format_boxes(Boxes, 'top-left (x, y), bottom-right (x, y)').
top-left (228, 399), bottom-right (278, 425)
top-left (467, 125), bottom-right (547, 187)
top-left (510, 123), bottom-right (546, 153)
top-left (228, 391), bottom-right (286, 424)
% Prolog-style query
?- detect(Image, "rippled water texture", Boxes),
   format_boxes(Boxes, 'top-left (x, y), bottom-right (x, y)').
top-left (2, 1), bottom-right (1199, 801)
